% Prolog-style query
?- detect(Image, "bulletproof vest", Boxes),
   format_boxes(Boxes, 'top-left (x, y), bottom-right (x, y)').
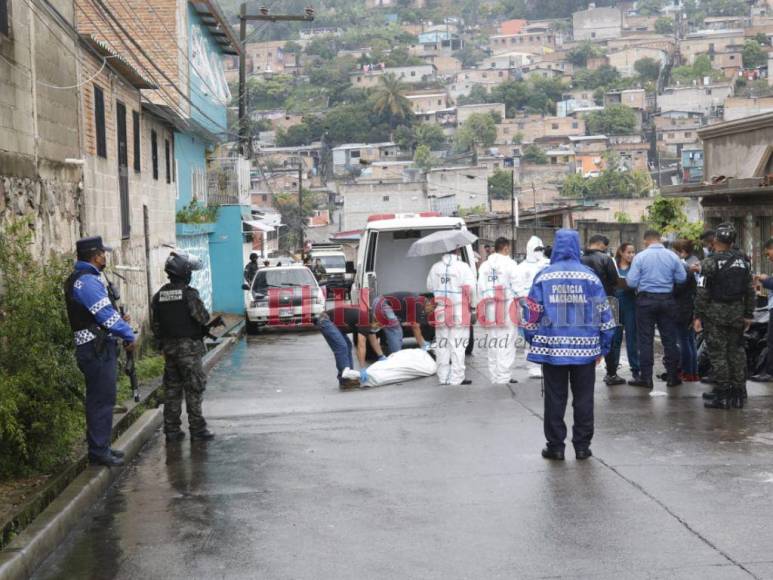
top-left (64, 269), bottom-right (98, 331)
top-left (708, 251), bottom-right (750, 303)
top-left (154, 283), bottom-right (203, 339)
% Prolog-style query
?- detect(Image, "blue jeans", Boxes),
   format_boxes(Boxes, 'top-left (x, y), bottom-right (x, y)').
top-left (373, 297), bottom-right (403, 355)
top-left (316, 317), bottom-right (353, 384)
top-left (677, 325), bottom-right (698, 376)
top-left (75, 340), bottom-right (118, 459)
top-left (609, 294), bottom-right (639, 375)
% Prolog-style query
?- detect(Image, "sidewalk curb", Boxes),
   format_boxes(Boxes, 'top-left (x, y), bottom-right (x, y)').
top-left (0, 408), bottom-right (163, 580)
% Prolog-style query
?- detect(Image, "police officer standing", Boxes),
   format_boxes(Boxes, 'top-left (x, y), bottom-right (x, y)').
top-left (65, 237), bottom-right (136, 467)
top-left (694, 223), bottom-right (755, 409)
top-left (152, 252), bottom-right (215, 441)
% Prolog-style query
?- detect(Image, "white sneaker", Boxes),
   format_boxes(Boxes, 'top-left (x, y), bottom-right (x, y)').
top-left (341, 367), bottom-right (360, 381)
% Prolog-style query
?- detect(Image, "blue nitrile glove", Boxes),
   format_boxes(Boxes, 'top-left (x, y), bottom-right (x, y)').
top-left (422, 342), bottom-right (430, 351)
top-left (378, 355), bottom-right (387, 362)
top-left (359, 369), bottom-right (368, 383)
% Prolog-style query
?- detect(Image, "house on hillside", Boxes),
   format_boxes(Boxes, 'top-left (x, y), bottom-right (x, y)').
top-left (573, 5), bottom-right (622, 41)
top-left (664, 112), bottom-right (773, 271)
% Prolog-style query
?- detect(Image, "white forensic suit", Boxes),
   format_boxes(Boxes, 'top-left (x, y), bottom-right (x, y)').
top-left (512, 236), bottom-right (550, 378)
top-left (477, 252), bottom-right (519, 384)
top-left (427, 252), bottom-right (477, 385)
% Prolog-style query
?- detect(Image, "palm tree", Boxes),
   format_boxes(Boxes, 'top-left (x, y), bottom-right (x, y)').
top-left (371, 74), bottom-right (413, 131)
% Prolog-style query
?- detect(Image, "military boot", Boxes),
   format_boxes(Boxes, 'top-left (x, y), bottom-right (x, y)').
top-left (704, 385), bottom-right (733, 410)
top-left (702, 387), bottom-right (722, 400)
top-left (732, 386), bottom-right (748, 409)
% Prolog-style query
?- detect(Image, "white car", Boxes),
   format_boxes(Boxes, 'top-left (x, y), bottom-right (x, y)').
top-left (243, 266), bottom-right (325, 333)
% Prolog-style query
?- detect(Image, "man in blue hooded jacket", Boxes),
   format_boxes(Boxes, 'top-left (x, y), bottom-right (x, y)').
top-left (523, 229), bottom-right (617, 461)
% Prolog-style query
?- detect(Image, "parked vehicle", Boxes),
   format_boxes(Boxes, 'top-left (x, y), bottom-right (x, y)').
top-left (353, 212), bottom-right (478, 353)
top-left (243, 266), bottom-right (325, 334)
top-left (308, 243), bottom-right (352, 296)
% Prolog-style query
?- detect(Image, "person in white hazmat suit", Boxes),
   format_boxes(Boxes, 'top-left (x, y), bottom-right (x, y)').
top-left (477, 237), bottom-right (520, 384)
top-left (427, 248), bottom-right (477, 385)
top-left (513, 236), bottom-right (550, 378)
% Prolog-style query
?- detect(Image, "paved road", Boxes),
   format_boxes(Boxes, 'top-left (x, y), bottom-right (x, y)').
top-left (33, 331), bottom-right (773, 580)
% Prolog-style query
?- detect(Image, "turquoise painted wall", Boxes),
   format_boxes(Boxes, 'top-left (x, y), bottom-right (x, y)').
top-left (174, 131), bottom-right (207, 211)
top-left (209, 205), bottom-right (248, 314)
top-left (176, 224), bottom-right (215, 311)
top-left (188, 5), bottom-right (230, 137)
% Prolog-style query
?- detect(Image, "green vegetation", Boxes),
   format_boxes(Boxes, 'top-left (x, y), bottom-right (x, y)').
top-left (0, 219), bottom-right (84, 478)
top-left (488, 168), bottom-right (513, 200)
top-left (561, 152), bottom-right (652, 198)
top-left (522, 144), bottom-right (548, 165)
top-left (637, 0), bottom-right (665, 15)
top-left (371, 74), bottom-right (414, 130)
top-left (670, 54), bottom-right (724, 84)
top-left (634, 57), bottom-right (661, 82)
top-left (176, 201), bottom-right (218, 224)
top-left (645, 195), bottom-right (704, 241)
top-left (682, 0), bottom-right (749, 27)
top-left (496, 0), bottom-right (616, 20)
top-left (458, 204), bottom-right (487, 218)
top-left (274, 190), bottom-right (324, 251)
top-left (414, 144), bottom-right (435, 171)
top-left (117, 355), bottom-right (164, 403)
top-left (455, 112), bottom-right (498, 151)
top-left (615, 211), bottom-right (632, 224)
top-left (654, 16), bottom-right (674, 34)
top-left (462, 78), bottom-right (567, 117)
top-left (574, 64), bottom-right (622, 91)
top-left (742, 39), bottom-right (767, 69)
top-left (585, 104), bottom-right (638, 135)
top-left (567, 41), bottom-right (604, 67)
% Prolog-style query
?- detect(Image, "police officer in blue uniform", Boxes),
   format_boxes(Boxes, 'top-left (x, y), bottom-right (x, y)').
top-left (65, 237), bottom-right (136, 467)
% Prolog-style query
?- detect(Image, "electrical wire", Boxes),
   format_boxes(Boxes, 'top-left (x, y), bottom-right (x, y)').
top-left (0, 50), bottom-right (115, 89)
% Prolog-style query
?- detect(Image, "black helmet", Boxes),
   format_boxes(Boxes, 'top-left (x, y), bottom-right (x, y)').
top-left (164, 251), bottom-right (203, 282)
top-left (715, 222), bottom-right (736, 245)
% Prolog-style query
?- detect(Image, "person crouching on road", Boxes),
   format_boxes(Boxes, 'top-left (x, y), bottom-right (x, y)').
top-left (315, 304), bottom-right (387, 388)
top-left (371, 292), bottom-right (429, 355)
top-left (152, 252), bottom-right (215, 442)
top-left (65, 236), bottom-right (136, 467)
top-left (477, 237), bottom-right (519, 384)
top-left (694, 223), bottom-right (754, 409)
top-left (523, 229), bottom-right (616, 461)
top-left (427, 246), bottom-right (477, 385)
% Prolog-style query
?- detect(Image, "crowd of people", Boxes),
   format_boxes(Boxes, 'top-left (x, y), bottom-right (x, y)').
top-left (315, 223), bottom-right (768, 460)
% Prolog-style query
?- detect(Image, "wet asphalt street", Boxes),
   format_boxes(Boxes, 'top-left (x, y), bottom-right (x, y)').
top-left (32, 330), bottom-right (773, 580)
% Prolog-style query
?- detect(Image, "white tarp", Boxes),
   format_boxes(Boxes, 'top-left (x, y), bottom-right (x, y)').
top-left (343, 349), bottom-right (438, 387)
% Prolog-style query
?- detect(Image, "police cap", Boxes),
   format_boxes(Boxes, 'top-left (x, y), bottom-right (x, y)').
top-left (76, 236), bottom-right (112, 254)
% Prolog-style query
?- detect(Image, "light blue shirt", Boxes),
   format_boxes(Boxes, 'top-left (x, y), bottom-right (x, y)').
top-left (626, 243), bottom-right (686, 294)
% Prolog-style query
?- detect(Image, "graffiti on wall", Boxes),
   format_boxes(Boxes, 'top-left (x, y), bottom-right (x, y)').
top-left (177, 233), bottom-right (214, 311)
top-left (190, 24), bottom-right (231, 105)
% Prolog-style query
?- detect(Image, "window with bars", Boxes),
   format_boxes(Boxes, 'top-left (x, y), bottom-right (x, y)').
top-left (94, 85), bottom-right (107, 158)
top-left (132, 111), bottom-right (141, 173)
top-left (151, 130), bottom-right (158, 180)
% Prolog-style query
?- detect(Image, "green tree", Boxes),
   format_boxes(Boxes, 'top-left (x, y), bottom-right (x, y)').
top-left (615, 211), bottom-right (632, 224)
top-left (453, 45), bottom-right (487, 68)
top-left (456, 84), bottom-right (491, 106)
top-left (644, 195), bottom-right (703, 241)
top-left (394, 125), bottom-right (416, 152)
top-left (245, 75), bottom-right (294, 109)
top-left (585, 105), bottom-right (638, 135)
top-left (634, 57), bottom-right (661, 82)
top-left (522, 144), bottom-right (548, 164)
top-left (671, 54), bottom-right (724, 84)
top-left (488, 169), bottom-right (513, 200)
top-left (414, 144), bottom-right (434, 171)
top-left (274, 190), bottom-right (323, 252)
top-left (455, 112), bottom-right (497, 151)
top-left (574, 64), bottom-right (622, 90)
top-left (562, 153), bottom-right (653, 198)
top-left (370, 74), bottom-right (414, 129)
top-left (755, 32), bottom-right (770, 46)
top-left (415, 123), bottom-right (447, 150)
top-left (743, 39), bottom-right (767, 69)
top-left (654, 16), bottom-right (674, 34)
top-left (567, 41), bottom-right (604, 67)
top-left (637, 0), bottom-right (664, 15)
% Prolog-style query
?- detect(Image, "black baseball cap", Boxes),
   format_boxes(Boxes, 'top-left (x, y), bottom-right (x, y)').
top-left (76, 236), bottom-right (112, 254)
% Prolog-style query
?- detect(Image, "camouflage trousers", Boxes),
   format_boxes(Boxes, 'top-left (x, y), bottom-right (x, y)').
top-left (703, 321), bottom-right (746, 389)
top-left (161, 338), bottom-right (207, 435)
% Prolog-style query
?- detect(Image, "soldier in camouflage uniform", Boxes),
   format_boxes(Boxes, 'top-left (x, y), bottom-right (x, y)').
top-left (694, 223), bottom-right (755, 409)
top-left (152, 252), bottom-right (215, 441)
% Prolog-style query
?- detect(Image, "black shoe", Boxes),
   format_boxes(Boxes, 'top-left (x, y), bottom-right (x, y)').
top-left (89, 453), bottom-right (124, 467)
top-left (657, 372), bottom-right (669, 381)
top-left (165, 431), bottom-right (186, 442)
top-left (702, 388), bottom-right (721, 400)
top-left (541, 447), bottom-right (565, 461)
top-left (666, 378), bottom-right (683, 388)
top-left (575, 448), bottom-right (593, 460)
top-left (628, 379), bottom-right (653, 388)
top-left (460, 379), bottom-right (472, 385)
top-left (750, 373), bottom-right (773, 382)
top-left (190, 429), bottom-right (215, 441)
top-left (604, 374), bottom-right (626, 386)
top-left (509, 378), bottom-right (519, 384)
top-left (704, 387), bottom-right (732, 410)
top-left (701, 376), bottom-right (717, 385)
top-left (110, 448), bottom-right (125, 459)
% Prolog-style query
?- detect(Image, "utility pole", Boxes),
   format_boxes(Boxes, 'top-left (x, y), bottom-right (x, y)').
top-left (238, 5), bottom-right (315, 155)
top-left (532, 182), bottom-right (538, 233)
top-left (298, 164), bottom-right (304, 258)
top-left (510, 169), bottom-right (516, 259)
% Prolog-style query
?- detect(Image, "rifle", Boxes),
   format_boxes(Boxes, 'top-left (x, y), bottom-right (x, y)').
top-left (204, 315), bottom-right (226, 340)
top-left (120, 306), bottom-right (141, 402)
